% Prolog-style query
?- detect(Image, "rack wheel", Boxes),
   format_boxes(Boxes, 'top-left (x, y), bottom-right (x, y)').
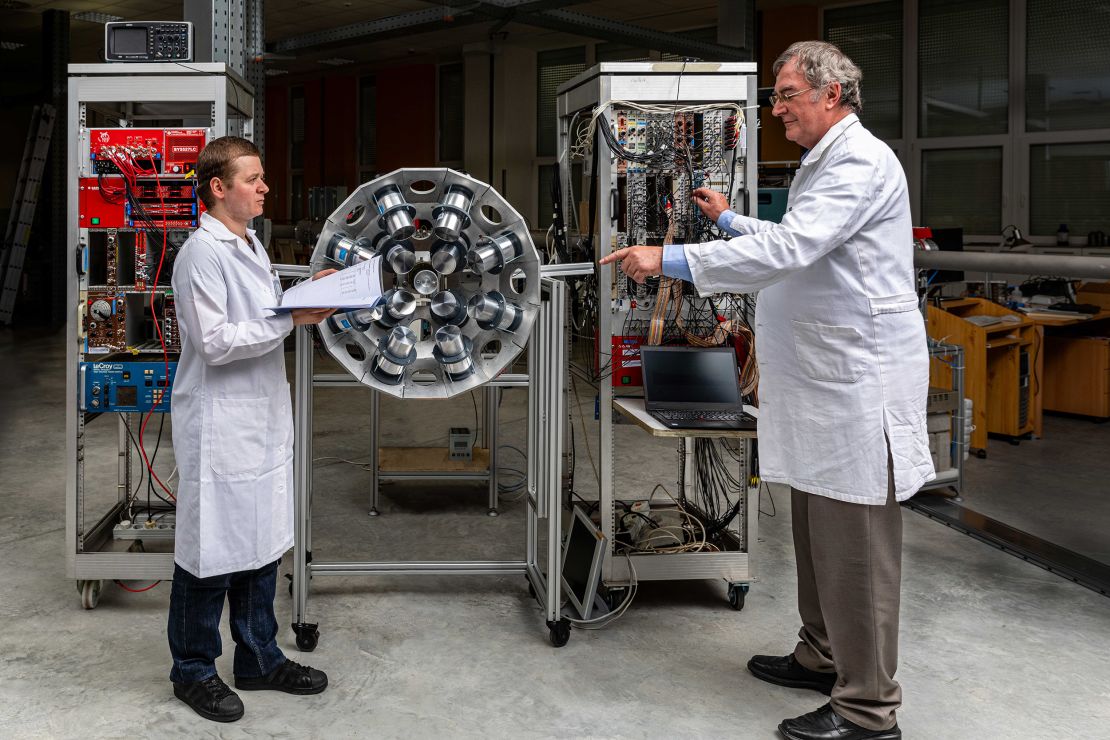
top-left (548, 619), bottom-right (571, 648)
top-left (727, 582), bottom-right (749, 611)
top-left (605, 588), bottom-right (628, 611)
top-left (488, 509), bottom-right (499, 517)
top-left (975, 449), bottom-right (987, 459)
top-left (78, 579), bottom-right (102, 610)
top-left (294, 625), bottom-right (319, 652)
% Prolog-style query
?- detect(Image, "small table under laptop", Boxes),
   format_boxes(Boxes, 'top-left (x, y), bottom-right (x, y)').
top-left (613, 398), bottom-right (759, 438)
top-left (610, 397), bottom-right (759, 610)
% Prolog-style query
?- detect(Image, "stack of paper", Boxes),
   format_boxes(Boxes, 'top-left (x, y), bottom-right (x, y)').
top-left (267, 256), bottom-right (383, 313)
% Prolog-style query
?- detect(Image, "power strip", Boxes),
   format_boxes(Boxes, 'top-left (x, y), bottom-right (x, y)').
top-left (113, 520), bottom-right (175, 541)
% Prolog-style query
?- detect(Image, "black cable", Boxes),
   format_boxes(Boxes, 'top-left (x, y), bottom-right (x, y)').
top-left (121, 415), bottom-right (176, 509)
top-left (759, 481), bottom-right (777, 518)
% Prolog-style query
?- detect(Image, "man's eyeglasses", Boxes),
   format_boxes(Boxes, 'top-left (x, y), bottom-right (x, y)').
top-left (769, 84), bottom-right (827, 107)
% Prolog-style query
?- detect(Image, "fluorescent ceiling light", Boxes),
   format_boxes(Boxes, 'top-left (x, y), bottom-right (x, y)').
top-left (1, 41), bottom-right (26, 50)
top-left (265, 68), bottom-right (289, 76)
top-left (318, 57), bottom-right (354, 66)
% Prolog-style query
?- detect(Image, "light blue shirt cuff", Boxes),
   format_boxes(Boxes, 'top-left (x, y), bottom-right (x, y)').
top-left (717, 209), bottom-right (741, 236)
top-left (662, 244), bottom-right (694, 283)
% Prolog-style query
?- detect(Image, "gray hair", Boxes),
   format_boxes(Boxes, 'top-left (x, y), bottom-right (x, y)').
top-left (772, 41), bottom-right (863, 114)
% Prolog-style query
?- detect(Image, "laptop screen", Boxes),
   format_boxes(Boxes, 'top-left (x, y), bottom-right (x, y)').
top-left (641, 346), bottom-right (742, 408)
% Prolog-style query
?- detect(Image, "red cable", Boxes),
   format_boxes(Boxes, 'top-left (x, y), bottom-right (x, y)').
top-left (135, 151), bottom-right (176, 501)
top-left (114, 579), bottom-right (161, 593)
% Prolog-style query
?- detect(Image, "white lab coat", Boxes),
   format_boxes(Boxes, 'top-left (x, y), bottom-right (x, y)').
top-left (170, 212), bottom-right (296, 577)
top-left (684, 114), bottom-right (934, 504)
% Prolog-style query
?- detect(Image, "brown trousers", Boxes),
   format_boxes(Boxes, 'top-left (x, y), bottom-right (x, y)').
top-left (790, 462), bottom-right (903, 731)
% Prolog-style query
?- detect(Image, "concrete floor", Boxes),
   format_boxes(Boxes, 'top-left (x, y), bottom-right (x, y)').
top-left (2, 327), bottom-right (1110, 739)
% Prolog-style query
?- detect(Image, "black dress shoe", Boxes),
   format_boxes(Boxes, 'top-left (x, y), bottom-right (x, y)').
top-left (235, 659), bottom-right (328, 695)
top-left (173, 674), bottom-right (244, 723)
top-left (779, 703), bottom-right (900, 740)
top-left (748, 654), bottom-right (838, 695)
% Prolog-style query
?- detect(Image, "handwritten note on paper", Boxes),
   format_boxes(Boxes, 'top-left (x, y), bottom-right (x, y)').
top-left (266, 255), bottom-right (384, 313)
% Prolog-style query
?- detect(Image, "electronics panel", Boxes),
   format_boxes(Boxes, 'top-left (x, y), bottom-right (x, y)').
top-left (81, 360), bottom-right (177, 413)
top-left (104, 21), bottom-right (194, 62)
top-left (76, 126), bottom-right (205, 359)
top-left (82, 128), bottom-right (206, 177)
top-left (572, 103), bottom-right (756, 392)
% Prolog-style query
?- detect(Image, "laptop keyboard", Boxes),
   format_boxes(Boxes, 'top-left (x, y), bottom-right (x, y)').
top-left (654, 410), bottom-right (744, 421)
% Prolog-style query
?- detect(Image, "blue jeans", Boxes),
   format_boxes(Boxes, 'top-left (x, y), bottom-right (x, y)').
top-left (167, 559), bottom-right (286, 684)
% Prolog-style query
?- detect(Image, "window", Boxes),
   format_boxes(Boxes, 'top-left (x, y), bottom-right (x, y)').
top-left (1026, 0), bottom-right (1110, 133)
top-left (359, 76), bottom-right (376, 178)
top-left (438, 63), bottom-right (464, 164)
top-left (536, 47), bottom-right (586, 157)
top-left (921, 148), bottom-right (1003, 235)
top-left (918, 0), bottom-right (1008, 137)
top-left (1030, 142), bottom-right (1110, 236)
top-left (824, 1), bottom-right (902, 141)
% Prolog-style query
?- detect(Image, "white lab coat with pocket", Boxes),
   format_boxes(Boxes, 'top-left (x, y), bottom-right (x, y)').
top-left (684, 114), bottom-right (935, 504)
top-left (170, 212), bottom-right (296, 577)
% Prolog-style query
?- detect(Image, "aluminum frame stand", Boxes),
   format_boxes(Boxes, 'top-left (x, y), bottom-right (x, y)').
top-left (65, 64), bottom-right (254, 604)
top-left (555, 63), bottom-right (761, 597)
top-left (289, 276), bottom-right (571, 649)
top-left (365, 385), bottom-right (500, 517)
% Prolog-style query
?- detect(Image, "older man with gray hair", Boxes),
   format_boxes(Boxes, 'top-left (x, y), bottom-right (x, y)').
top-left (602, 41), bottom-right (932, 740)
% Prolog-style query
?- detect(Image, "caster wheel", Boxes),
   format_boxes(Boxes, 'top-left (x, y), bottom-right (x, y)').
top-left (294, 625), bottom-right (320, 652)
top-left (975, 449), bottom-right (987, 459)
top-left (1009, 438), bottom-right (1020, 446)
top-left (604, 588), bottom-right (627, 611)
top-left (548, 619), bottom-right (570, 648)
top-left (727, 583), bottom-right (749, 611)
top-left (368, 509), bottom-right (380, 517)
top-left (79, 579), bottom-right (102, 610)
top-left (488, 509), bottom-right (499, 517)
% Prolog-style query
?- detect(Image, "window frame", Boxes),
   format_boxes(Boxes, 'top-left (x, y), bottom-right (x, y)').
top-left (821, 0), bottom-right (1110, 243)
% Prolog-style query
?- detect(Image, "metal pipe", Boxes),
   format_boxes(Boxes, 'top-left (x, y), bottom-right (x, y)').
top-left (540, 261), bottom-right (595, 277)
top-left (369, 389), bottom-right (380, 516)
top-left (915, 250), bottom-right (1110, 279)
top-left (487, 384), bottom-right (499, 514)
top-left (292, 325), bottom-right (312, 628)
top-left (309, 560), bottom-right (529, 575)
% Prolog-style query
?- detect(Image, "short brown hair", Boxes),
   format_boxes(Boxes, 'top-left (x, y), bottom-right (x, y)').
top-left (196, 136), bottom-right (261, 209)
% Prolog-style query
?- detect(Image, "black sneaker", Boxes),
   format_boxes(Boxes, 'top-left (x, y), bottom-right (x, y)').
top-left (748, 654), bottom-right (838, 695)
top-left (235, 659), bottom-right (328, 695)
top-left (172, 674), bottom-right (244, 722)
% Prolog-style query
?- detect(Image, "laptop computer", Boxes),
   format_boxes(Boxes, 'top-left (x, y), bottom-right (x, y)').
top-left (640, 345), bottom-right (756, 431)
